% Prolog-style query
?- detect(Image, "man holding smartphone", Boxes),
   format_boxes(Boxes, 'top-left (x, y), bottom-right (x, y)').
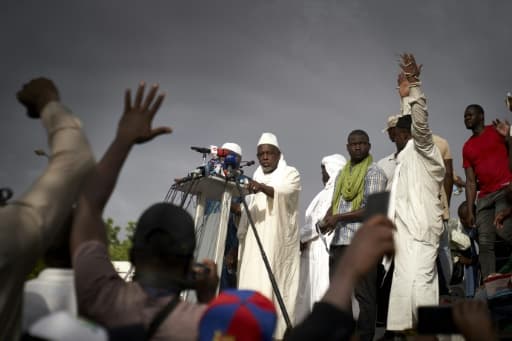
top-left (321, 130), bottom-right (387, 341)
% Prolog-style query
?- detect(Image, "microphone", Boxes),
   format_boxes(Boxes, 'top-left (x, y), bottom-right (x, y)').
top-left (190, 146), bottom-right (231, 157)
top-left (240, 160), bottom-right (255, 168)
top-left (0, 187), bottom-right (13, 206)
top-left (191, 146), bottom-right (211, 154)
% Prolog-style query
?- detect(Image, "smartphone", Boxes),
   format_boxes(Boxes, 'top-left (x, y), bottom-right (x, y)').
top-left (417, 306), bottom-right (459, 334)
top-left (363, 191), bottom-right (390, 221)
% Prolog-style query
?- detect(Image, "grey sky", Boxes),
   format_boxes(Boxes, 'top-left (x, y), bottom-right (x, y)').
top-left (1, 0), bottom-right (511, 229)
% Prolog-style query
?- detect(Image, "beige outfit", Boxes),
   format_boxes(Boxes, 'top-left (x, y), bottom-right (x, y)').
top-left (387, 86), bottom-right (446, 331)
top-left (0, 102), bottom-right (94, 340)
top-left (433, 134), bottom-right (452, 220)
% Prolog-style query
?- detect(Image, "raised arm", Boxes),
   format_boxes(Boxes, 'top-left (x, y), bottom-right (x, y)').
top-left (8, 78), bottom-right (95, 251)
top-left (492, 119), bottom-right (512, 171)
top-left (70, 83), bottom-right (171, 254)
top-left (397, 54), bottom-right (434, 155)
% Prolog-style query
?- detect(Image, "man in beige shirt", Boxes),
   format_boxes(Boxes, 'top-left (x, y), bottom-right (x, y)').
top-left (0, 78), bottom-right (95, 340)
top-left (432, 135), bottom-right (455, 294)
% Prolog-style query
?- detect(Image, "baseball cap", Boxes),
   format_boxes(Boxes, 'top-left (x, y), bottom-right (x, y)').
top-left (199, 289), bottom-right (277, 341)
top-left (382, 115), bottom-right (399, 133)
top-left (132, 203), bottom-right (196, 258)
top-left (395, 114), bottom-right (412, 130)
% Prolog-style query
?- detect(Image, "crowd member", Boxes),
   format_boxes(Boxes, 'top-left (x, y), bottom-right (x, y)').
top-left (321, 130), bottom-right (387, 341)
top-left (23, 213), bottom-right (77, 329)
top-left (199, 289), bottom-right (277, 341)
top-left (378, 114), bottom-right (399, 191)
top-left (379, 118), bottom-right (454, 295)
top-left (382, 114), bottom-right (399, 143)
top-left (71, 82), bottom-right (218, 340)
top-left (463, 103), bottom-right (512, 278)
top-left (295, 154), bottom-right (346, 323)
top-left (0, 78), bottom-right (94, 340)
top-left (237, 132), bottom-right (301, 339)
top-left (285, 215), bottom-right (395, 341)
top-left (432, 134), bottom-right (454, 295)
top-left (204, 142), bottom-right (243, 290)
top-left (455, 201), bottom-right (480, 297)
top-left (386, 54), bottom-right (446, 332)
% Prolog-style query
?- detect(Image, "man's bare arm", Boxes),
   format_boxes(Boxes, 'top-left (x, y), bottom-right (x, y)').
top-left (71, 83), bottom-right (171, 254)
top-left (444, 159), bottom-right (454, 206)
top-left (248, 180), bottom-right (274, 198)
top-left (464, 166), bottom-right (477, 227)
top-left (320, 209), bottom-right (365, 234)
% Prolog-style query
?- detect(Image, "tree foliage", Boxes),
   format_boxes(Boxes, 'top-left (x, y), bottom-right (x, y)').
top-left (28, 218), bottom-right (135, 279)
top-left (106, 218), bottom-right (135, 261)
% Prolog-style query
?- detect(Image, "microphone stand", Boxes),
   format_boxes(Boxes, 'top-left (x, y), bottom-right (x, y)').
top-left (234, 176), bottom-right (292, 331)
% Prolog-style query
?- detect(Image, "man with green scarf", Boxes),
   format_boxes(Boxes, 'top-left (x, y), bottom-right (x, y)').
top-left (321, 129), bottom-right (386, 341)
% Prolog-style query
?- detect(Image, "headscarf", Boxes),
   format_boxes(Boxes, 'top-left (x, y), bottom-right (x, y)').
top-left (332, 154), bottom-right (373, 213)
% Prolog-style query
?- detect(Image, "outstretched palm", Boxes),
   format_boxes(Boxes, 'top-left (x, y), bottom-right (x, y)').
top-left (117, 82), bottom-right (172, 144)
top-left (399, 53), bottom-right (422, 82)
top-left (493, 118), bottom-right (510, 137)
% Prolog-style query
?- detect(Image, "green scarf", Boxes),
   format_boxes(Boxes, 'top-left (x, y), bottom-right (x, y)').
top-left (332, 154), bottom-right (373, 214)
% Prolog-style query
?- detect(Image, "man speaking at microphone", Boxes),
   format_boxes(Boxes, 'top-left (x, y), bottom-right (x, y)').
top-left (237, 132), bottom-right (301, 340)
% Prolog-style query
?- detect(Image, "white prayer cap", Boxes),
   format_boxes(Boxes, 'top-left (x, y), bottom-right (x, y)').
top-left (321, 154), bottom-right (346, 179)
top-left (382, 115), bottom-right (399, 133)
top-left (257, 132), bottom-right (279, 149)
top-left (222, 142), bottom-right (242, 156)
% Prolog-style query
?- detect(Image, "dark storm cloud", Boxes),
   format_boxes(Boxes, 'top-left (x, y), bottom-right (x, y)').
top-left (1, 0), bottom-right (511, 227)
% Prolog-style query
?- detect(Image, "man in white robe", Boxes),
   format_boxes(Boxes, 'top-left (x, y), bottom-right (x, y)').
top-left (295, 154), bottom-right (346, 323)
top-left (386, 54), bottom-right (445, 331)
top-left (238, 132), bottom-right (301, 339)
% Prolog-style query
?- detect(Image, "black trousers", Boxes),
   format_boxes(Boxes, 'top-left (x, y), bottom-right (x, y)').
top-left (330, 245), bottom-right (377, 341)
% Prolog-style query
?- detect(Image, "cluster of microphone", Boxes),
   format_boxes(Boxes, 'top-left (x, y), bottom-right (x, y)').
top-left (175, 147), bottom-right (255, 184)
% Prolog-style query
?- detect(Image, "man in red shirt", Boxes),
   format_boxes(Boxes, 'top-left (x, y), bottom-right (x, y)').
top-left (463, 104), bottom-right (512, 278)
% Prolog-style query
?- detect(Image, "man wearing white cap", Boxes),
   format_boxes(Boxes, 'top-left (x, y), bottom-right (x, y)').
top-left (237, 132), bottom-right (301, 339)
top-left (295, 154), bottom-right (346, 323)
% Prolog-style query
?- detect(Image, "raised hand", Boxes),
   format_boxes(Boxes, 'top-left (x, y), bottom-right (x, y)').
top-left (16, 77), bottom-right (60, 118)
top-left (493, 118), bottom-right (511, 137)
top-left (397, 72), bottom-right (410, 98)
top-left (399, 53), bottom-right (422, 82)
top-left (116, 82), bottom-right (172, 144)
